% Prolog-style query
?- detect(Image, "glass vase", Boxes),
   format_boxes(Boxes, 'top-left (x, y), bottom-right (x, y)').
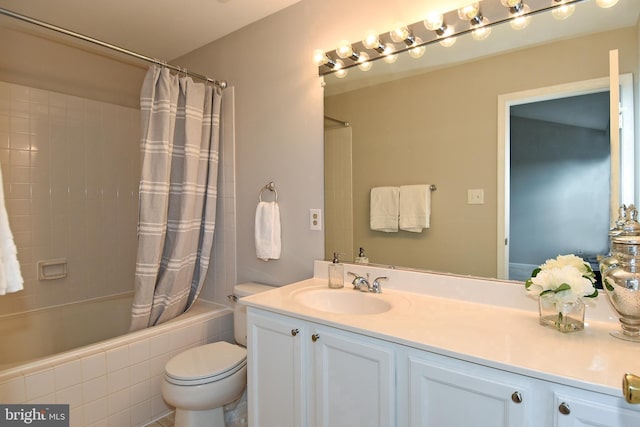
top-left (538, 295), bottom-right (585, 332)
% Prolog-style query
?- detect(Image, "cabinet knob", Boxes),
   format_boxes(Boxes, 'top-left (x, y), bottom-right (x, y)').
top-left (623, 373), bottom-right (640, 404)
top-left (291, 328), bottom-right (299, 336)
top-left (511, 391), bottom-right (523, 404)
top-left (558, 402), bottom-right (571, 415)
top-left (311, 333), bottom-right (320, 342)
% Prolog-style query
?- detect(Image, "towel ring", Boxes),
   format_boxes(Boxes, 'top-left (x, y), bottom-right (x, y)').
top-left (259, 181), bottom-right (278, 202)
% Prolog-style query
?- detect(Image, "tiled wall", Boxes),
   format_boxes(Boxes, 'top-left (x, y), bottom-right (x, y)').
top-left (0, 81), bottom-right (140, 316)
top-left (0, 303), bottom-right (234, 427)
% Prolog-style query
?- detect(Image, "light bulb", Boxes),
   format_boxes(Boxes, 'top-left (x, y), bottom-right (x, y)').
top-left (313, 49), bottom-right (328, 66)
top-left (471, 17), bottom-right (491, 41)
top-left (363, 31), bottom-right (381, 50)
top-left (424, 12), bottom-right (444, 31)
top-left (439, 36), bottom-right (457, 47)
top-left (552, 2), bottom-right (575, 20)
top-left (335, 68), bottom-right (348, 79)
top-left (458, 3), bottom-right (480, 20)
top-left (408, 37), bottom-right (425, 59)
top-left (390, 24), bottom-right (410, 43)
top-left (382, 43), bottom-right (398, 63)
top-left (357, 52), bottom-right (372, 71)
top-left (336, 40), bottom-right (354, 59)
top-left (500, 0), bottom-right (522, 7)
top-left (510, 4), bottom-right (531, 30)
top-left (596, 0), bottom-right (618, 8)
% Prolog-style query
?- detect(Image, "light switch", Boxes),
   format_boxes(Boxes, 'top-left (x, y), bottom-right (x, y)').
top-left (467, 189), bottom-right (484, 205)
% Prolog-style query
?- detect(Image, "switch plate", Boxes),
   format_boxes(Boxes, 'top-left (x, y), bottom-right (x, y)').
top-left (467, 189), bottom-right (484, 205)
top-left (310, 208), bottom-right (322, 230)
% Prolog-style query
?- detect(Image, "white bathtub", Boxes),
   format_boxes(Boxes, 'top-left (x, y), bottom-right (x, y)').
top-left (0, 295), bottom-right (233, 427)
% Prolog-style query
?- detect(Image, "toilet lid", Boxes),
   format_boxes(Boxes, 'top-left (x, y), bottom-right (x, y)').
top-left (165, 341), bottom-right (247, 384)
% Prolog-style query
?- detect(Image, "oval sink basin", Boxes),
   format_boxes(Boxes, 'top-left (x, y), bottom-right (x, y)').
top-left (292, 288), bottom-right (392, 315)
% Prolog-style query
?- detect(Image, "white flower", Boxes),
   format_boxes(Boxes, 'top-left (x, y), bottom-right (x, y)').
top-left (539, 254), bottom-right (595, 282)
top-left (524, 254), bottom-right (598, 303)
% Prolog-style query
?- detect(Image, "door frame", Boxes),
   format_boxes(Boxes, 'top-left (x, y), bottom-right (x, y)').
top-left (496, 74), bottom-right (634, 279)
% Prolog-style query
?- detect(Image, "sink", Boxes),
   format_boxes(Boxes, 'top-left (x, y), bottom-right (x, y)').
top-left (292, 288), bottom-right (392, 315)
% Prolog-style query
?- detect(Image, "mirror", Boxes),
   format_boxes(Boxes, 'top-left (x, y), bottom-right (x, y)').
top-left (323, 0), bottom-right (640, 280)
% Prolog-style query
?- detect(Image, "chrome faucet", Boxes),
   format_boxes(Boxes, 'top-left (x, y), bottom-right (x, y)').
top-left (347, 272), bottom-right (387, 293)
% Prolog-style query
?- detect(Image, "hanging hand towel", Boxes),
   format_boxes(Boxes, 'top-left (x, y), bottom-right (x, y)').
top-left (370, 187), bottom-right (399, 232)
top-left (255, 201), bottom-right (281, 261)
top-left (399, 184), bottom-right (431, 233)
top-left (0, 166), bottom-right (23, 295)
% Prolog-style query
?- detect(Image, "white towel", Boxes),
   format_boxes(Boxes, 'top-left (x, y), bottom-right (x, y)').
top-left (399, 185), bottom-right (431, 233)
top-left (370, 187), bottom-right (399, 232)
top-left (255, 201), bottom-right (281, 261)
top-left (0, 166), bottom-right (23, 295)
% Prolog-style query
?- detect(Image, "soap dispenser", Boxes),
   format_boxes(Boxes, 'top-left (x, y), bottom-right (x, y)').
top-left (355, 247), bottom-right (369, 264)
top-left (328, 252), bottom-right (344, 289)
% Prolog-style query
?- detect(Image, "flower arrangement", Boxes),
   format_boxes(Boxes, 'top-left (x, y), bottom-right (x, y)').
top-left (525, 254), bottom-right (598, 302)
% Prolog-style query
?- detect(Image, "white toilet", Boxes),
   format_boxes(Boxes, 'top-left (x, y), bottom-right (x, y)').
top-left (161, 282), bottom-right (273, 427)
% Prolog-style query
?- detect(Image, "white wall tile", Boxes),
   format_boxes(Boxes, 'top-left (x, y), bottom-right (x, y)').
top-left (106, 346), bottom-right (129, 373)
top-left (107, 388), bottom-right (130, 416)
top-left (83, 397), bottom-right (108, 425)
top-left (107, 409), bottom-right (130, 427)
top-left (55, 359), bottom-right (83, 389)
top-left (82, 353), bottom-right (107, 381)
top-left (0, 377), bottom-right (25, 403)
top-left (107, 367), bottom-right (130, 394)
top-left (129, 361), bottom-right (150, 386)
top-left (56, 383), bottom-right (83, 409)
top-left (129, 400), bottom-right (151, 427)
top-left (83, 376), bottom-right (107, 403)
top-left (25, 368), bottom-right (55, 400)
top-left (129, 380), bottom-right (150, 406)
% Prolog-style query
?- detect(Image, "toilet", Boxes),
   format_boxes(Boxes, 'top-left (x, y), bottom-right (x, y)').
top-left (161, 282), bottom-right (274, 427)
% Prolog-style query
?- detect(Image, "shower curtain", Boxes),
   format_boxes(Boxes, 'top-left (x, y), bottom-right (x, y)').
top-left (130, 65), bottom-right (222, 331)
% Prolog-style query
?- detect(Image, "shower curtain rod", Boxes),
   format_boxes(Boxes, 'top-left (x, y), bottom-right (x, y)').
top-left (324, 115), bottom-right (350, 127)
top-left (0, 7), bottom-right (227, 89)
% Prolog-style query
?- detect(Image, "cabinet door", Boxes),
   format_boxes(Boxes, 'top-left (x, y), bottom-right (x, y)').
top-left (311, 325), bottom-right (395, 427)
top-left (408, 354), bottom-right (530, 427)
top-left (554, 391), bottom-right (640, 427)
top-left (247, 309), bottom-right (307, 427)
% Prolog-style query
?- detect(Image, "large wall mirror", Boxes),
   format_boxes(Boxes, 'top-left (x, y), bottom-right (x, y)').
top-left (323, 0), bottom-right (640, 281)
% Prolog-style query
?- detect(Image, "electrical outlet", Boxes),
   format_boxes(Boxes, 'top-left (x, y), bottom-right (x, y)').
top-left (310, 208), bottom-right (322, 230)
top-left (467, 189), bottom-right (484, 205)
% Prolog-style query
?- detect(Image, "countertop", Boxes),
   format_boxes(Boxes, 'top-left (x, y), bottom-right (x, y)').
top-left (241, 264), bottom-right (640, 398)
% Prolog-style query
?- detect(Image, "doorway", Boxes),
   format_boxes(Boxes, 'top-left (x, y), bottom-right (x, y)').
top-left (497, 75), bottom-right (635, 280)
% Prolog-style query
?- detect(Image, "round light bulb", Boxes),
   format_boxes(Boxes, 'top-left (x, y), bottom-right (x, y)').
top-left (363, 31), bottom-right (381, 50)
top-left (390, 24), bottom-right (410, 43)
top-left (552, 3), bottom-right (575, 20)
top-left (471, 17), bottom-right (492, 41)
top-left (439, 36), bottom-right (457, 47)
top-left (313, 49), bottom-right (328, 66)
top-left (458, 2), bottom-right (480, 20)
top-left (382, 43), bottom-right (398, 64)
top-left (596, 0), bottom-right (618, 8)
top-left (500, 0), bottom-right (522, 7)
top-left (336, 40), bottom-right (354, 59)
top-left (510, 4), bottom-right (531, 30)
top-left (335, 68), bottom-right (348, 79)
top-left (424, 12), bottom-right (444, 31)
top-left (408, 37), bottom-right (425, 59)
top-left (357, 52), bottom-right (372, 71)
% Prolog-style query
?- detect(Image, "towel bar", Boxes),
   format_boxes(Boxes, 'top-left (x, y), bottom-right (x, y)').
top-left (259, 181), bottom-right (278, 202)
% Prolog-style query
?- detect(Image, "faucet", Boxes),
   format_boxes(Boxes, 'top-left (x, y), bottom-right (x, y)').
top-left (347, 272), bottom-right (387, 293)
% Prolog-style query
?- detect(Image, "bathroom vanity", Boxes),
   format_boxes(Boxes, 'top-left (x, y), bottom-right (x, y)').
top-left (241, 261), bottom-right (640, 427)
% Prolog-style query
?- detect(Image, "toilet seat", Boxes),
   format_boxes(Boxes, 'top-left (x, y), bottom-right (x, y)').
top-left (165, 341), bottom-right (247, 386)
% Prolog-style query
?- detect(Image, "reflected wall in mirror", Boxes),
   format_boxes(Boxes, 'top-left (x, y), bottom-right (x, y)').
top-left (324, 0), bottom-right (640, 280)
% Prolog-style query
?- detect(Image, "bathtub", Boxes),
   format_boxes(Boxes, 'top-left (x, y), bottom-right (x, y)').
top-left (0, 295), bottom-right (233, 427)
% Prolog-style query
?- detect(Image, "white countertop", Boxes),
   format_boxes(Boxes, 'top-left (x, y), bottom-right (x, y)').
top-left (240, 261), bottom-right (640, 398)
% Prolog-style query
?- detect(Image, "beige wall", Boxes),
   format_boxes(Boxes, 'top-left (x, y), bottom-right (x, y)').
top-left (324, 28), bottom-right (637, 277)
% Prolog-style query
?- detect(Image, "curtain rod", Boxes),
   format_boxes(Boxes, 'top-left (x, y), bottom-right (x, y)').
top-left (0, 7), bottom-right (227, 89)
top-left (324, 116), bottom-right (350, 127)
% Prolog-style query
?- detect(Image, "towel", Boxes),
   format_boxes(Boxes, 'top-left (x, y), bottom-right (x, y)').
top-left (255, 201), bottom-right (281, 261)
top-left (370, 187), bottom-right (399, 232)
top-left (0, 166), bottom-right (23, 295)
top-left (399, 185), bottom-right (431, 232)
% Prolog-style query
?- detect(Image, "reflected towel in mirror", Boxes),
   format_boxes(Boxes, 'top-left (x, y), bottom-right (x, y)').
top-left (370, 187), bottom-right (399, 232)
top-left (399, 185), bottom-right (431, 232)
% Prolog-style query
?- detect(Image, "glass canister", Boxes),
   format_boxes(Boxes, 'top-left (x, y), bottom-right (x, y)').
top-left (602, 235), bottom-right (640, 342)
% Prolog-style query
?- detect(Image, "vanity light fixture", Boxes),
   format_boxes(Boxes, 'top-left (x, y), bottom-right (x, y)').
top-left (314, 0), bottom-right (613, 77)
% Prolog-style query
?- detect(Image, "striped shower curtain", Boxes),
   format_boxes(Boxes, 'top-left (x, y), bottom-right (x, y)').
top-left (130, 65), bottom-right (222, 331)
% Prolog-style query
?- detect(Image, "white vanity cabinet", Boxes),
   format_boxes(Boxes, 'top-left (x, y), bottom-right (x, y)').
top-left (247, 307), bottom-right (396, 427)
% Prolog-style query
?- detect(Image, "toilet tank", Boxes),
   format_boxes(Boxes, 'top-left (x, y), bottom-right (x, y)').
top-left (233, 282), bottom-right (275, 346)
